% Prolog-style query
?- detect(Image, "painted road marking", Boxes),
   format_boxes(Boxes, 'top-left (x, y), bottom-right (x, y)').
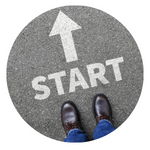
top-left (32, 57), bottom-right (124, 100)
top-left (49, 11), bottom-right (81, 63)
top-left (106, 57), bottom-right (124, 81)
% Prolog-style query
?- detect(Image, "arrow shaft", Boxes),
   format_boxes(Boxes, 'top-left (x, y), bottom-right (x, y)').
top-left (60, 32), bottom-right (78, 63)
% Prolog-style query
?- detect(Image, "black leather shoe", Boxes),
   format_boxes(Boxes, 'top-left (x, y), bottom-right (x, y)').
top-left (61, 101), bottom-right (82, 136)
top-left (93, 94), bottom-right (112, 125)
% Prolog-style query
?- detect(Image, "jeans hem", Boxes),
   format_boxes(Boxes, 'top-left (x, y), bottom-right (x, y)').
top-left (99, 119), bottom-right (112, 125)
top-left (68, 128), bottom-right (83, 135)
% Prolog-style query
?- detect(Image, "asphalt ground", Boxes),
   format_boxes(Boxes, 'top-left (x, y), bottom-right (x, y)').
top-left (7, 6), bottom-right (143, 141)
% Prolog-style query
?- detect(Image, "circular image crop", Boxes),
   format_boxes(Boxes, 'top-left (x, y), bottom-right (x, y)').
top-left (7, 6), bottom-right (143, 142)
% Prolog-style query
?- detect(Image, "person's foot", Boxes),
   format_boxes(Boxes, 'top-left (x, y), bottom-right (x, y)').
top-left (61, 101), bottom-right (82, 136)
top-left (93, 94), bottom-right (112, 125)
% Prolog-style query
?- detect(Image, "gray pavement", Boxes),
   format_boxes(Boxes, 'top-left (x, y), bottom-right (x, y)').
top-left (7, 6), bottom-right (143, 141)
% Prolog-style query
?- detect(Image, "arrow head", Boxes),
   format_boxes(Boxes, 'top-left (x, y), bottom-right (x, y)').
top-left (49, 11), bottom-right (81, 36)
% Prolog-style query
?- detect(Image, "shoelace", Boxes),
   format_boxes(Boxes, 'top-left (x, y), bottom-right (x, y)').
top-left (65, 121), bottom-right (80, 130)
top-left (96, 115), bottom-right (111, 121)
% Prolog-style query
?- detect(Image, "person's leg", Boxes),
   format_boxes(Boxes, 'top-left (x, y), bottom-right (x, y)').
top-left (61, 101), bottom-right (89, 142)
top-left (93, 119), bottom-right (115, 140)
top-left (93, 94), bottom-right (115, 140)
top-left (64, 129), bottom-right (89, 142)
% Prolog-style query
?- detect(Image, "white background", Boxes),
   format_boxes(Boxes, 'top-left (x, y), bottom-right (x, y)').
top-left (1, 0), bottom-right (150, 149)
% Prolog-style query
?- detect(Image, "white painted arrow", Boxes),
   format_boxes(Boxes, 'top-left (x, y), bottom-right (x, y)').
top-left (49, 11), bottom-right (81, 63)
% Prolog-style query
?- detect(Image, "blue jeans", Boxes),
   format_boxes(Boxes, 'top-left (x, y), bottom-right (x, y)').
top-left (64, 119), bottom-right (115, 142)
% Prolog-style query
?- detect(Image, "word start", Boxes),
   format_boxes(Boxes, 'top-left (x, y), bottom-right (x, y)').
top-left (32, 57), bottom-right (124, 100)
